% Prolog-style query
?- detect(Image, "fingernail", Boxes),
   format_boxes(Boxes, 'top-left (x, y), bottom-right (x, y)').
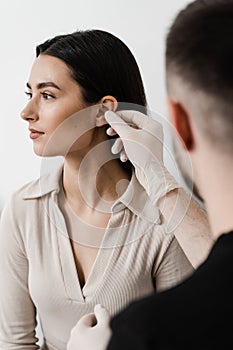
top-left (120, 154), bottom-right (127, 162)
top-left (111, 144), bottom-right (118, 154)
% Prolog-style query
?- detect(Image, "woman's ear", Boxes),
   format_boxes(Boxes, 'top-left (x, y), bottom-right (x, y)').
top-left (95, 96), bottom-right (118, 127)
top-left (167, 98), bottom-right (194, 151)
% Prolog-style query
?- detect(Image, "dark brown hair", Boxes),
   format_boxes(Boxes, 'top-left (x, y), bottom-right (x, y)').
top-left (36, 29), bottom-right (147, 114)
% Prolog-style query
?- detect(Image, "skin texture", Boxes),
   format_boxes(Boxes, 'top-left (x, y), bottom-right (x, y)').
top-left (167, 77), bottom-right (233, 240)
top-left (21, 54), bottom-right (131, 287)
top-left (21, 55), bottom-right (88, 156)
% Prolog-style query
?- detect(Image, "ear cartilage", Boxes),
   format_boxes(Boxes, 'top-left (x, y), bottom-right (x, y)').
top-left (97, 105), bottom-right (109, 118)
top-left (101, 105), bottom-right (109, 111)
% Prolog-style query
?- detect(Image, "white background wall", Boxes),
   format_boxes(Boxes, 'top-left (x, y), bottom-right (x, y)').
top-left (0, 0), bottom-right (191, 211)
top-left (0, 0), bottom-right (193, 345)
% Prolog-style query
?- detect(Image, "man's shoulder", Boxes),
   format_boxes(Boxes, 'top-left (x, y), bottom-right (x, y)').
top-left (110, 240), bottom-right (233, 345)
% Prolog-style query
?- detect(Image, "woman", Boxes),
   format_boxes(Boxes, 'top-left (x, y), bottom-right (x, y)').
top-left (0, 29), bottom-right (210, 350)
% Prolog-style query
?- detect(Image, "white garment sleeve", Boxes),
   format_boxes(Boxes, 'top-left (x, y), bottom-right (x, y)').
top-left (153, 236), bottom-right (194, 293)
top-left (0, 197), bottom-right (39, 349)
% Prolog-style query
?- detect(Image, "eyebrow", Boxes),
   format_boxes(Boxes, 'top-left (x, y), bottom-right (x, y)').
top-left (26, 82), bottom-right (61, 90)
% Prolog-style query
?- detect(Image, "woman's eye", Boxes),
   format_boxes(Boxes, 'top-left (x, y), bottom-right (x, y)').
top-left (25, 91), bottom-right (32, 99)
top-left (41, 92), bottom-right (55, 100)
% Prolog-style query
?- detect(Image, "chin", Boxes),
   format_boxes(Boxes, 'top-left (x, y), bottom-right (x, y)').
top-left (33, 144), bottom-right (44, 157)
top-left (33, 145), bottom-right (60, 157)
top-left (33, 134), bottom-right (72, 156)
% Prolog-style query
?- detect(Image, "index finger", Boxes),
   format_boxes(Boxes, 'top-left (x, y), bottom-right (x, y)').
top-left (116, 110), bottom-right (163, 138)
top-left (116, 110), bottom-right (150, 130)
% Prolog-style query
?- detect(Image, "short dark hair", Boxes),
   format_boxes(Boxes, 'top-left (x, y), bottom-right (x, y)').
top-left (36, 29), bottom-right (147, 113)
top-left (166, 0), bottom-right (233, 151)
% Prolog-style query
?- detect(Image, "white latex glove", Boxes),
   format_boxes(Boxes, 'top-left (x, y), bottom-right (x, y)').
top-left (67, 304), bottom-right (111, 350)
top-left (105, 110), bottom-right (179, 204)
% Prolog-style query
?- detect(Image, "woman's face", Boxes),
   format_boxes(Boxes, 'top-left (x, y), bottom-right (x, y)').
top-left (21, 54), bottom-right (96, 156)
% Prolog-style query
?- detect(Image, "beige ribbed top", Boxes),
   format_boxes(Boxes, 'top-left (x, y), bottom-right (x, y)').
top-left (0, 165), bottom-right (193, 350)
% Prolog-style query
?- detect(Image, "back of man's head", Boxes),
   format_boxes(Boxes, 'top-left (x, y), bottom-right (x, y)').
top-left (166, 0), bottom-right (233, 154)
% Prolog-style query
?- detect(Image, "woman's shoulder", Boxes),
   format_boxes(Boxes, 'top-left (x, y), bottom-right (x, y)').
top-left (9, 176), bottom-right (46, 203)
top-left (1, 178), bottom-right (43, 219)
top-left (2, 169), bottom-right (60, 215)
top-left (14, 177), bottom-right (41, 198)
top-left (9, 163), bottom-right (63, 205)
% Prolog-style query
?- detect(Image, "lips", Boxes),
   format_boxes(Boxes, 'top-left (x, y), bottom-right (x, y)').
top-left (29, 128), bottom-right (45, 140)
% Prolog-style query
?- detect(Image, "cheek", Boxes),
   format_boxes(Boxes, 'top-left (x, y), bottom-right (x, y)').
top-left (44, 110), bottom-right (71, 132)
top-left (68, 130), bottom-right (95, 154)
top-left (41, 118), bottom-right (94, 157)
top-left (43, 101), bottom-right (86, 132)
top-left (39, 101), bottom-right (96, 156)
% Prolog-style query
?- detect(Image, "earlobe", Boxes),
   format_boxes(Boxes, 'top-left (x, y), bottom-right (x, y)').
top-left (167, 99), bottom-right (194, 151)
top-left (95, 96), bottom-right (118, 127)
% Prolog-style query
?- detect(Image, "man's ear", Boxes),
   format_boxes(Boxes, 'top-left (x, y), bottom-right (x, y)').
top-left (96, 96), bottom-right (118, 127)
top-left (167, 99), bottom-right (194, 151)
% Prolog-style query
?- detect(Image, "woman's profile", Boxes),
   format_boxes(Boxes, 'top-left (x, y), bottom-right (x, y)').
top-left (0, 29), bottom-right (210, 350)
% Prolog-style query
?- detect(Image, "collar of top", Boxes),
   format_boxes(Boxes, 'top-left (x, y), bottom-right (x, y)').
top-left (23, 161), bottom-right (161, 224)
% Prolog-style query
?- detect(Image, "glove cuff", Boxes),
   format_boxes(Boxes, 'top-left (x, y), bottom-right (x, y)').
top-left (135, 163), bottom-right (180, 205)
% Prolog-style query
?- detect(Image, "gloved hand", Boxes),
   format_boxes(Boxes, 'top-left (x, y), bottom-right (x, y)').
top-left (67, 304), bottom-right (111, 350)
top-left (105, 110), bottom-right (179, 205)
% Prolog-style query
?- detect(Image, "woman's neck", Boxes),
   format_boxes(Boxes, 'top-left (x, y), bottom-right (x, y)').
top-left (62, 144), bottom-right (131, 213)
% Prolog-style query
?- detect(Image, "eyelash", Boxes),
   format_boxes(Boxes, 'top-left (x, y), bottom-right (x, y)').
top-left (25, 91), bottom-right (32, 99)
top-left (24, 91), bottom-right (55, 100)
top-left (41, 92), bottom-right (55, 100)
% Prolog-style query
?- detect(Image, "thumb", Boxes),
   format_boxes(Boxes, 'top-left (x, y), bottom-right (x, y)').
top-left (105, 111), bottom-right (131, 138)
top-left (94, 304), bottom-right (111, 326)
top-left (76, 313), bottom-right (97, 329)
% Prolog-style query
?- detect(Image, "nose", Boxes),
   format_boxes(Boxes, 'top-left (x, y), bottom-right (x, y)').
top-left (20, 100), bottom-right (39, 122)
